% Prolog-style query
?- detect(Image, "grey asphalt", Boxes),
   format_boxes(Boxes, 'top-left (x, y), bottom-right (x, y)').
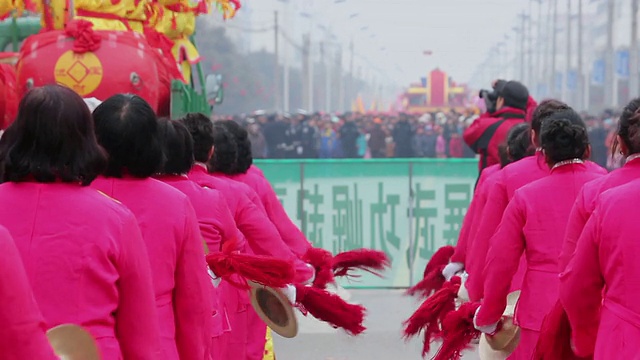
top-left (273, 289), bottom-right (480, 360)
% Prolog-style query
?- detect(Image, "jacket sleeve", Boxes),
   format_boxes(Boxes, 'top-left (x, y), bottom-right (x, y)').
top-left (115, 214), bottom-right (162, 360)
top-left (465, 179), bottom-right (509, 301)
top-left (0, 227), bottom-right (58, 360)
top-left (559, 189), bottom-right (591, 272)
top-left (236, 195), bottom-right (314, 283)
top-left (475, 195), bottom-right (526, 326)
top-left (559, 210), bottom-right (604, 358)
top-left (174, 200), bottom-right (213, 360)
top-left (463, 116), bottom-right (489, 152)
top-left (262, 178), bottom-right (312, 257)
top-left (450, 195), bottom-right (479, 264)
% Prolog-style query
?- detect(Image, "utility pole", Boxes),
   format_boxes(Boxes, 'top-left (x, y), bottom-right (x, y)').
top-left (528, 0), bottom-right (534, 87)
top-left (551, 0), bottom-right (558, 98)
top-left (274, 11), bottom-right (280, 112)
top-left (336, 47), bottom-right (343, 112)
top-left (578, 0), bottom-right (584, 110)
top-left (348, 39), bottom-right (354, 112)
top-left (302, 33), bottom-right (310, 111)
top-left (565, 0), bottom-right (572, 103)
top-left (605, 0), bottom-right (615, 107)
top-left (631, 0), bottom-right (639, 99)
top-left (519, 12), bottom-right (526, 82)
top-left (282, 2), bottom-right (290, 113)
top-left (535, 0), bottom-right (543, 96)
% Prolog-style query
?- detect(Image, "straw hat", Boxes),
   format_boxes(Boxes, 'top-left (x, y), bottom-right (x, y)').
top-left (46, 324), bottom-right (100, 360)
top-left (478, 291), bottom-right (521, 360)
top-left (248, 281), bottom-right (299, 338)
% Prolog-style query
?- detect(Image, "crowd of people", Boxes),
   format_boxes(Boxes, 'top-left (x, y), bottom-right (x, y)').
top-left (215, 108), bottom-right (626, 170)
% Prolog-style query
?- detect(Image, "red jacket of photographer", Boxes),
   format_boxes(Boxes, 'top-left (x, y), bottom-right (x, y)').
top-left (463, 106), bottom-right (527, 171)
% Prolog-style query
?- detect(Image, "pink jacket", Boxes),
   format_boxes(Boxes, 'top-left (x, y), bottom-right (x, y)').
top-left (92, 177), bottom-right (211, 360)
top-left (0, 182), bottom-right (160, 360)
top-left (462, 169), bottom-right (504, 276)
top-left (188, 165), bottom-right (313, 282)
top-left (560, 180), bottom-right (640, 358)
top-left (451, 164), bottom-right (501, 264)
top-left (0, 226), bottom-right (57, 360)
top-left (466, 153), bottom-right (606, 301)
top-left (222, 171), bottom-right (312, 257)
top-left (559, 157), bottom-right (640, 271)
top-left (156, 175), bottom-right (240, 339)
top-left (476, 163), bottom-right (602, 332)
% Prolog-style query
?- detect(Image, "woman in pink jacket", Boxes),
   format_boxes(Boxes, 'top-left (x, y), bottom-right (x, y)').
top-left (178, 113), bottom-right (311, 360)
top-left (155, 118), bottom-right (239, 359)
top-left (445, 122), bottom-right (533, 280)
top-left (560, 98), bottom-right (640, 270)
top-left (559, 100), bottom-right (640, 358)
top-left (0, 85), bottom-right (160, 359)
top-left (474, 111), bottom-right (604, 359)
top-left (560, 179), bottom-right (640, 358)
top-left (215, 120), bottom-right (313, 257)
top-left (90, 95), bottom-right (212, 360)
top-left (0, 225), bottom-right (57, 360)
top-left (465, 101), bottom-right (608, 302)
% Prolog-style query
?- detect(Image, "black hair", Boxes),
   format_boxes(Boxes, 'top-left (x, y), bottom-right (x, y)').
top-left (506, 122), bottom-right (534, 162)
top-left (177, 113), bottom-right (214, 163)
top-left (208, 123), bottom-right (238, 174)
top-left (217, 120), bottom-right (252, 173)
top-left (616, 98), bottom-right (640, 155)
top-left (498, 144), bottom-right (510, 168)
top-left (540, 109), bottom-right (589, 164)
top-left (0, 85), bottom-right (106, 185)
top-left (531, 99), bottom-right (571, 136)
top-left (92, 94), bottom-right (163, 178)
top-left (157, 118), bottom-right (194, 175)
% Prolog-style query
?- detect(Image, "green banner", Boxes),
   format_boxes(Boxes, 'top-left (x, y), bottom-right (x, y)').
top-left (254, 159), bottom-right (479, 288)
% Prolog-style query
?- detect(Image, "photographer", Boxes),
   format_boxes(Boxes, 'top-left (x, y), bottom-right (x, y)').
top-left (463, 80), bottom-right (531, 173)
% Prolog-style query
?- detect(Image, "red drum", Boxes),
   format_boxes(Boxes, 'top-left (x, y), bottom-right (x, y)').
top-left (16, 29), bottom-right (166, 113)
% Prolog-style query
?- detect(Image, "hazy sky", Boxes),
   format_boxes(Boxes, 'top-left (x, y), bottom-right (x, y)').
top-left (234, 0), bottom-right (530, 88)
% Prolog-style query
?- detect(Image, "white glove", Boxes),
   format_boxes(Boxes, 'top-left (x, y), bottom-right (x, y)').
top-left (208, 269), bottom-right (221, 288)
top-left (442, 262), bottom-right (464, 281)
top-left (473, 306), bottom-right (499, 335)
top-left (281, 284), bottom-right (297, 304)
top-left (305, 263), bottom-right (316, 285)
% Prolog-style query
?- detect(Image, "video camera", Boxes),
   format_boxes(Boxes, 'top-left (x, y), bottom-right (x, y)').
top-left (479, 80), bottom-right (506, 114)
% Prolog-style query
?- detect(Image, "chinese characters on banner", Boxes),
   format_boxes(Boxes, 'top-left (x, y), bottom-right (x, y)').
top-left (262, 160), bottom-right (476, 288)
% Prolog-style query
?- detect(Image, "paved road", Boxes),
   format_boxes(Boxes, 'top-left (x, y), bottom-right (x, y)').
top-left (273, 289), bottom-right (480, 360)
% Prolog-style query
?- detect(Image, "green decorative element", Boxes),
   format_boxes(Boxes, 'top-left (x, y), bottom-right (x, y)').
top-left (0, 16), bottom-right (40, 52)
top-left (254, 158), bottom-right (478, 288)
top-left (443, 184), bottom-right (472, 246)
top-left (170, 79), bottom-right (211, 119)
top-left (332, 185), bottom-right (364, 253)
top-left (297, 184), bottom-right (324, 247)
top-left (370, 182), bottom-right (401, 261)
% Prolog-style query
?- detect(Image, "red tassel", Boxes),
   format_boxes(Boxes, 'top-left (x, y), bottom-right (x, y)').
top-left (206, 252), bottom-right (294, 289)
top-left (424, 246), bottom-right (456, 277)
top-left (406, 268), bottom-right (448, 299)
top-left (302, 247), bottom-right (335, 289)
top-left (332, 249), bottom-right (390, 278)
top-left (403, 276), bottom-right (461, 356)
top-left (433, 302), bottom-right (481, 360)
top-left (295, 284), bottom-right (366, 336)
top-left (406, 246), bottom-right (455, 298)
top-left (533, 301), bottom-right (590, 360)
